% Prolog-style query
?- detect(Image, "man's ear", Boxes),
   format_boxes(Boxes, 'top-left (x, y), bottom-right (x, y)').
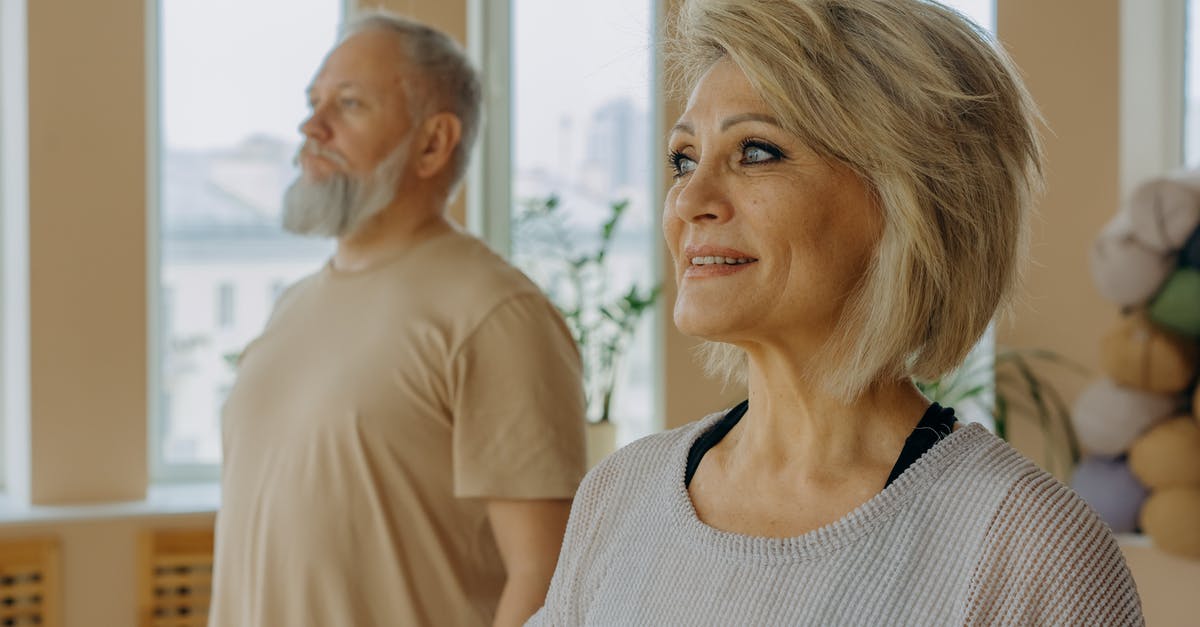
top-left (413, 112), bottom-right (462, 180)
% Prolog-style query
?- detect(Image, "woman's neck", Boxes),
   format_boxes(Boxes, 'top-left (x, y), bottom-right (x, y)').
top-left (731, 350), bottom-right (930, 477)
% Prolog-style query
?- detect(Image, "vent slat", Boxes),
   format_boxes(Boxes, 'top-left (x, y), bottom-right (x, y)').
top-left (0, 583), bottom-right (45, 597)
top-left (151, 554), bottom-right (213, 569)
top-left (152, 595), bottom-right (213, 608)
top-left (0, 538), bottom-right (59, 627)
top-left (151, 573), bottom-right (211, 586)
top-left (139, 529), bottom-right (214, 627)
top-left (150, 617), bottom-right (209, 627)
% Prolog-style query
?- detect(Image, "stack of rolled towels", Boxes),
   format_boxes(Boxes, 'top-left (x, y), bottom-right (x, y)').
top-left (1078, 171), bottom-right (1200, 558)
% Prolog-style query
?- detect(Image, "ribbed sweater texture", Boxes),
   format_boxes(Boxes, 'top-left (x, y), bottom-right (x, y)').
top-left (529, 413), bottom-right (1144, 626)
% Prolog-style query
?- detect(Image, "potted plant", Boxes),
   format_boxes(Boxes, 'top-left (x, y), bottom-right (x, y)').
top-left (514, 195), bottom-right (661, 466)
top-left (917, 344), bottom-right (1085, 477)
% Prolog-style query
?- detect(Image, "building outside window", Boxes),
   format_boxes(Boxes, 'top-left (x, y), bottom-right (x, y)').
top-left (154, 0), bottom-right (340, 479)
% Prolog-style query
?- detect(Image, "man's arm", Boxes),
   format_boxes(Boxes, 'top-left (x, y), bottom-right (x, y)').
top-left (487, 498), bottom-right (573, 627)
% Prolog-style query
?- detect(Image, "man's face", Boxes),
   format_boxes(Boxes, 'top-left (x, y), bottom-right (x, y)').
top-left (299, 29), bottom-right (415, 180)
top-left (282, 29), bottom-right (418, 237)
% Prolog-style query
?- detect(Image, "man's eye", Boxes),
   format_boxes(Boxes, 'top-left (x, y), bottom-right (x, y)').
top-left (340, 98), bottom-right (361, 109)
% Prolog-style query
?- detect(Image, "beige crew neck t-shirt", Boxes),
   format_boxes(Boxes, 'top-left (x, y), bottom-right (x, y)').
top-left (209, 227), bottom-right (587, 627)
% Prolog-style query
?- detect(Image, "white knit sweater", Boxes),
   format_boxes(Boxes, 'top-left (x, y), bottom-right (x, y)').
top-left (529, 413), bottom-right (1143, 626)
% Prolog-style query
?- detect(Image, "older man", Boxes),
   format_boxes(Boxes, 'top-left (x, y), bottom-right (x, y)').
top-left (208, 11), bottom-right (586, 627)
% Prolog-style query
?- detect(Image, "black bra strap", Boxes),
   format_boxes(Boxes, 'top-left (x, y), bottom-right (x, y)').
top-left (684, 401), bottom-right (957, 488)
top-left (883, 403), bottom-right (957, 486)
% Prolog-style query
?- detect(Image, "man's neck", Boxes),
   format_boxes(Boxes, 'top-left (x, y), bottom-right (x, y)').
top-left (333, 199), bottom-right (452, 273)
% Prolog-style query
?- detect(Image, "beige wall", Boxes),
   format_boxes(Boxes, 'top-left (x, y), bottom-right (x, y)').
top-left (995, 0), bottom-right (1122, 465)
top-left (26, 0), bottom-right (148, 504)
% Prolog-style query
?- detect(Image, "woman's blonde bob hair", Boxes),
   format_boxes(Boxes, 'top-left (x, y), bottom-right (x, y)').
top-left (668, 0), bottom-right (1044, 401)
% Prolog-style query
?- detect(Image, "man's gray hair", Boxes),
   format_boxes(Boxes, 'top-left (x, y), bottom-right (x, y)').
top-left (341, 10), bottom-right (482, 192)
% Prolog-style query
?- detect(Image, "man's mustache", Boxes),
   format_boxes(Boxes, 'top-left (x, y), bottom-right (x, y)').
top-left (294, 142), bottom-right (350, 169)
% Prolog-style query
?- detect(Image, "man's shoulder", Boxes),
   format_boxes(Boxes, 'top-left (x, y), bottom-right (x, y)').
top-left (410, 228), bottom-right (545, 304)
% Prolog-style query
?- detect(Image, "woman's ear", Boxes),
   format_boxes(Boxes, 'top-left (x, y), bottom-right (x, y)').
top-left (413, 112), bottom-right (463, 180)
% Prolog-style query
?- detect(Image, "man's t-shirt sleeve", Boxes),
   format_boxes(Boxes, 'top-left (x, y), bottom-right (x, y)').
top-left (449, 292), bottom-right (587, 499)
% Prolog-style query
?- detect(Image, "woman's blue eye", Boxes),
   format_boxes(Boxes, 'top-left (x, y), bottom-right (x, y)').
top-left (669, 151), bottom-right (697, 178)
top-left (743, 145), bottom-right (772, 163)
top-left (341, 98), bottom-right (360, 109)
top-left (740, 140), bottom-right (785, 165)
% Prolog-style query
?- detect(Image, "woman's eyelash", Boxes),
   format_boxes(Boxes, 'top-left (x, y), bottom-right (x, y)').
top-left (668, 150), bottom-right (690, 174)
top-left (739, 138), bottom-right (786, 160)
top-left (666, 140), bottom-right (784, 177)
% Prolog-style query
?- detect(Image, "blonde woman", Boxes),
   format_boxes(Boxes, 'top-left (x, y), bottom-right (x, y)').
top-left (529, 0), bottom-right (1142, 624)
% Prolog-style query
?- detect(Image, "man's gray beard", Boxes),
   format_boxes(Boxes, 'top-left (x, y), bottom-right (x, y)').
top-left (281, 140), bottom-right (409, 238)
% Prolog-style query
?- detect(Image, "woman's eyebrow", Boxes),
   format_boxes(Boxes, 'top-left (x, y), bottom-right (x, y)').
top-left (669, 113), bottom-right (783, 136)
top-left (670, 121), bottom-right (694, 136)
top-left (720, 113), bottom-right (781, 131)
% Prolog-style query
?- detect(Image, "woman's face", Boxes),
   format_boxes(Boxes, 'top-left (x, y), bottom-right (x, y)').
top-left (664, 59), bottom-right (882, 352)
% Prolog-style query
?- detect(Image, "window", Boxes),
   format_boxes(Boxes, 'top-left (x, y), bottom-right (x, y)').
top-left (943, 0), bottom-right (994, 32)
top-left (488, 0), bottom-right (659, 445)
top-left (153, 0), bottom-right (342, 480)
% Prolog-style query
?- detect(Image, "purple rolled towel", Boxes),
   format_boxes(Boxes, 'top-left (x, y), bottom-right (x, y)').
top-left (1071, 456), bottom-right (1148, 534)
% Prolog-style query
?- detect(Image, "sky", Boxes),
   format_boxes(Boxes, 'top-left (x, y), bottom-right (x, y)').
top-left (160, 0), bottom-right (342, 150)
top-left (513, 0), bottom-right (652, 175)
top-left (159, 0), bottom-right (995, 153)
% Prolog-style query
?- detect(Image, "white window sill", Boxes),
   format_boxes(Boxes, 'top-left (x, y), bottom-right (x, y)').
top-left (0, 483), bottom-right (219, 525)
top-left (1116, 533), bottom-right (1153, 549)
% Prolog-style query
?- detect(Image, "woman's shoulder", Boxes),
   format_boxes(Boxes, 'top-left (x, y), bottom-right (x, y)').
top-left (588, 413), bottom-right (720, 480)
top-left (924, 427), bottom-right (1143, 623)
top-left (574, 411), bottom-right (729, 505)
top-left (937, 423), bottom-right (1058, 494)
top-left (921, 425), bottom-right (1117, 547)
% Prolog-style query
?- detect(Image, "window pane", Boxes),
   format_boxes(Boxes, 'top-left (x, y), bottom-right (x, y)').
top-left (942, 0), bottom-right (995, 33)
top-left (157, 0), bottom-right (339, 472)
top-left (511, 0), bottom-right (657, 445)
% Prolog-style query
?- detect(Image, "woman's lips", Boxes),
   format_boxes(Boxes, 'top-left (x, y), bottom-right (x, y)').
top-left (682, 245), bottom-right (758, 278)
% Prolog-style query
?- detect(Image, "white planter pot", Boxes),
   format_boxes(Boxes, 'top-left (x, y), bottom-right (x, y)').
top-left (586, 421), bottom-right (617, 469)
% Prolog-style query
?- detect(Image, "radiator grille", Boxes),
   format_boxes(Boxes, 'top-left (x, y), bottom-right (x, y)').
top-left (139, 529), bottom-right (213, 627)
top-left (0, 537), bottom-right (60, 627)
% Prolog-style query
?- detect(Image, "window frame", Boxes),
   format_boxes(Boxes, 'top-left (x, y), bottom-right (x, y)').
top-left (1121, 0), bottom-right (1187, 196)
top-left (0, 0), bottom-right (31, 496)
